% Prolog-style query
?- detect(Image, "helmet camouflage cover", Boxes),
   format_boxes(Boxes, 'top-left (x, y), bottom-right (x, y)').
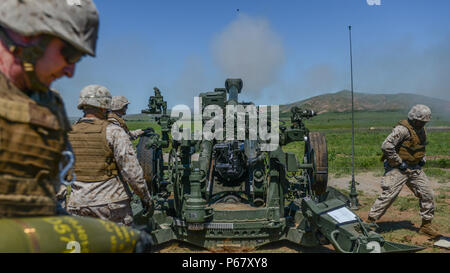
top-left (408, 104), bottom-right (432, 122)
top-left (0, 0), bottom-right (99, 56)
top-left (111, 96), bottom-right (130, 111)
top-left (78, 85), bottom-right (112, 110)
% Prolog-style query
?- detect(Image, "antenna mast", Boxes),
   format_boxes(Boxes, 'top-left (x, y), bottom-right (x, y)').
top-left (348, 25), bottom-right (360, 210)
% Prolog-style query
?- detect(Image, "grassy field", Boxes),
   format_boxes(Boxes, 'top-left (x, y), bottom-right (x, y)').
top-left (127, 110), bottom-right (450, 181)
top-left (281, 109), bottom-right (450, 129)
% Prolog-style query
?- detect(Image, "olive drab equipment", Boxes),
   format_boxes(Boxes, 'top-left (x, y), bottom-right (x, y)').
top-left (0, 215), bottom-right (151, 253)
top-left (68, 119), bottom-right (119, 182)
top-left (133, 78), bottom-right (424, 253)
top-left (0, 73), bottom-right (70, 217)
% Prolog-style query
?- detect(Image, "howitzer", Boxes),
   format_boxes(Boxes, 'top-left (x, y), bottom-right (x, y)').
top-left (137, 87), bottom-right (176, 193)
top-left (142, 87), bottom-right (167, 115)
top-left (133, 79), bottom-right (423, 253)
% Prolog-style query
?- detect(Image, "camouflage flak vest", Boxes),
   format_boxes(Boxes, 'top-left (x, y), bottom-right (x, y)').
top-left (108, 112), bottom-right (130, 135)
top-left (68, 119), bottom-right (118, 182)
top-left (382, 120), bottom-right (427, 166)
top-left (396, 120), bottom-right (427, 165)
top-left (0, 72), bottom-right (69, 217)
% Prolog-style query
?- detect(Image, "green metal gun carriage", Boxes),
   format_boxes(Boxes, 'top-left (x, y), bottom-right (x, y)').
top-left (134, 79), bottom-right (422, 253)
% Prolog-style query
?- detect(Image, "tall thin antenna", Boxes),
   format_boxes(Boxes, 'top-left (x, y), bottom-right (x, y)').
top-left (348, 25), bottom-right (360, 210)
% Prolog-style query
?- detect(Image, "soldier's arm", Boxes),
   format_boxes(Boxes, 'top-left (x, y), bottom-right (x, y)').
top-left (129, 129), bottom-right (144, 140)
top-left (106, 124), bottom-right (152, 203)
top-left (381, 125), bottom-right (410, 166)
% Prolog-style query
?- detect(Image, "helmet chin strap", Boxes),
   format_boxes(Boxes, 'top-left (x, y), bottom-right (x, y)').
top-left (408, 119), bottom-right (425, 130)
top-left (0, 27), bottom-right (51, 93)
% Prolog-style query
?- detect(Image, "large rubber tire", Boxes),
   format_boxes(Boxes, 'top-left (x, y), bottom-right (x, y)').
top-left (309, 132), bottom-right (328, 195)
top-left (136, 134), bottom-right (157, 192)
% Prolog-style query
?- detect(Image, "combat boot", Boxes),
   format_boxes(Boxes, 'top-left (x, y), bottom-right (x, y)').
top-left (419, 219), bottom-right (442, 238)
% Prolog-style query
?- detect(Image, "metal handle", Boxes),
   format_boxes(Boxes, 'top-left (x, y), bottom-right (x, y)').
top-left (59, 150), bottom-right (76, 186)
top-left (330, 230), bottom-right (358, 253)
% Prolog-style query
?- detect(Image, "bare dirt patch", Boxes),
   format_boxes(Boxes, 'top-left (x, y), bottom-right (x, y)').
top-left (329, 172), bottom-right (449, 197)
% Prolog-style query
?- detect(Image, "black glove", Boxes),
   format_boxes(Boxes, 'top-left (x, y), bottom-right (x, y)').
top-left (398, 162), bottom-right (408, 171)
top-left (418, 159), bottom-right (426, 167)
top-left (142, 199), bottom-right (155, 217)
top-left (134, 230), bottom-right (154, 253)
top-left (142, 127), bottom-right (154, 135)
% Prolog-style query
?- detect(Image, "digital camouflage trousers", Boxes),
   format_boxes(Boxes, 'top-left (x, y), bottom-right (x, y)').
top-left (368, 168), bottom-right (435, 221)
top-left (67, 199), bottom-right (133, 226)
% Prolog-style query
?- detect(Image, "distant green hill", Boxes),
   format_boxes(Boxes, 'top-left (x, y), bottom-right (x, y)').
top-left (280, 90), bottom-right (450, 114)
top-left (71, 90), bottom-right (449, 123)
top-left (70, 113), bottom-right (162, 123)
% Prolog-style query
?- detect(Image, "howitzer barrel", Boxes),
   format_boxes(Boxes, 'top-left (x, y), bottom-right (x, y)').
top-left (0, 216), bottom-right (145, 253)
top-left (225, 78), bottom-right (243, 102)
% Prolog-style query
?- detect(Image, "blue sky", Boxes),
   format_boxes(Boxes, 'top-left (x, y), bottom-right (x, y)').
top-left (54, 0), bottom-right (450, 117)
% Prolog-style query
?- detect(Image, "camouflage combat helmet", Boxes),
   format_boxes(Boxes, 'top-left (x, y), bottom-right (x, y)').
top-left (408, 104), bottom-right (432, 122)
top-left (0, 0), bottom-right (99, 56)
top-left (111, 96), bottom-right (130, 111)
top-left (0, 0), bottom-right (99, 92)
top-left (78, 85), bottom-right (112, 110)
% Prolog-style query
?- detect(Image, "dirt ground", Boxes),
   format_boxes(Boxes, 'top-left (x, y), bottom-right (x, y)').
top-left (328, 172), bottom-right (449, 197)
top-left (328, 172), bottom-right (450, 253)
top-left (152, 172), bottom-right (450, 253)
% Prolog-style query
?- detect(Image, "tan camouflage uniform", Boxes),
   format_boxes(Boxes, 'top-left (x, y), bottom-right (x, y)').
top-left (128, 129), bottom-right (144, 140)
top-left (108, 115), bottom-right (144, 140)
top-left (109, 96), bottom-right (145, 140)
top-left (368, 125), bottom-right (435, 221)
top-left (67, 117), bottom-right (152, 226)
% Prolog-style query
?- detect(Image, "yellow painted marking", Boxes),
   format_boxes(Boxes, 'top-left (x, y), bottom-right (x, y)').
top-left (66, 217), bottom-right (90, 253)
top-left (59, 234), bottom-right (76, 243)
top-left (120, 226), bottom-right (131, 243)
top-left (54, 224), bottom-right (72, 234)
top-left (110, 235), bottom-right (118, 252)
top-left (114, 225), bottom-right (124, 241)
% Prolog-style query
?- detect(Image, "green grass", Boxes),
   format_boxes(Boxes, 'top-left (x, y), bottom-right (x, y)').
top-left (281, 110), bottom-right (450, 129)
top-left (127, 110), bottom-right (450, 180)
top-left (126, 121), bottom-right (159, 147)
top-left (395, 196), bottom-right (418, 211)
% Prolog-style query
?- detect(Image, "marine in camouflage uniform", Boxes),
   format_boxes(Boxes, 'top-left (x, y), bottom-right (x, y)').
top-left (108, 96), bottom-right (153, 140)
top-left (0, 0), bottom-right (99, 217)
top-left (368, 105), bottom-right (441, 238)
top-left (67, 85), bottom-right (153, 226)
